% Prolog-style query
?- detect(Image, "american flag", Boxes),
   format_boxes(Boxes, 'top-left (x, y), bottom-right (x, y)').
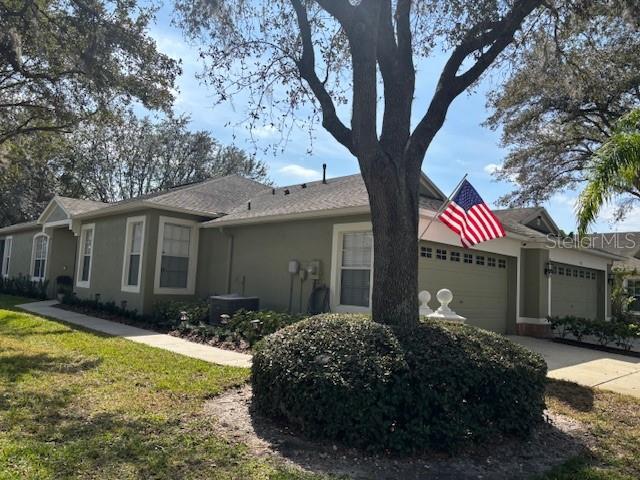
top-left (439, 180), bottom-right (506, 247)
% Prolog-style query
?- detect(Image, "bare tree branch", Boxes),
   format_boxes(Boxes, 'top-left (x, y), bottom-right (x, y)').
top-left (290, 0), bottom-right (355, 155)
top-left (407, 0), bottom-right (542, 163)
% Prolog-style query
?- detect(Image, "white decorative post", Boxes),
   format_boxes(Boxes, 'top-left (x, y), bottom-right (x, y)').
top-left (426, 289), bottom-right (466, 323)
top-left (418, 290), bottom-right (433, 316)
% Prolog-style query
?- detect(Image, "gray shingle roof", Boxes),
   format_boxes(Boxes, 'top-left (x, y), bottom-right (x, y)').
top-left (585, 232), bottom-right (640, 258)
top-left (0, 221), bottom-right (40, 235)
top-left (56, 197), bottom-right (107, 216)
top-left (203, 174), bottom-right (557, 241)
top-left (77, 175), bottom-right (271, 218)
top-left (204, 174), bottom-right (370, 225)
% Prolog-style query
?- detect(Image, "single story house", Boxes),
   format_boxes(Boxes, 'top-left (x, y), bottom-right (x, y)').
top-left (0, 172), bottom-right (624, 336)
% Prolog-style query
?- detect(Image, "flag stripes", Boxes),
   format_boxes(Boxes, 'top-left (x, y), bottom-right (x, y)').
top-left (438, 180), bottom-right (506, 247)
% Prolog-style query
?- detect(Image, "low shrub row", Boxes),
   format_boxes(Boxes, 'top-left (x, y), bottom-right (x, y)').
top-left (60, 294), bottom-right (303, 350)
top-left (152, 299), bottom-right (209, 327)
top-left (253, 314), bottom-right (547, 453)
top-left (548, 315), bottom-right (640, 351)
top-left (62, 292), bottom-right (144, 322)
top-left (175, 309), bottom-right (304, 350)
top-left (0, 275), bottom-right (49, 299)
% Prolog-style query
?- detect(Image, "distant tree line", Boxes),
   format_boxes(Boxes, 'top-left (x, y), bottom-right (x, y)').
top-left (0, 0), bottom-right (270, 228)
top-left (0, 112), bottom-right (270, 226)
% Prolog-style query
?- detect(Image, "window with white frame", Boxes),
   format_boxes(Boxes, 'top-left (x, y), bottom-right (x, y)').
top-left (1, 237), bottom-right (11, 278)
top-left (154, 217), bottom-right (198, 294)
top-left (31, 234), bottom-right (49, 281)
top-left (76, 224), bottom-right (95, 288)
top-left (121, 216), bottom-right (145, 292)
top-left (627, 279), bottom-right (640, 312)
top-left (339, 231), bottom-right (373, 307)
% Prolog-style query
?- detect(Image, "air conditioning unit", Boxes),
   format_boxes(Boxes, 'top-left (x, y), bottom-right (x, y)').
top-left (209, 294), bottom-right (260, 324)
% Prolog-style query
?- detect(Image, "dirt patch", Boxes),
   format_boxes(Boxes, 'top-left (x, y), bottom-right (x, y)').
top-left (205, 386), bottom-right (592, 480)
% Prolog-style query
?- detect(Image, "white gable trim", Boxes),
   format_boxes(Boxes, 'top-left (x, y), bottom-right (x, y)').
top-left (37, 197), bottom-right (71, 224)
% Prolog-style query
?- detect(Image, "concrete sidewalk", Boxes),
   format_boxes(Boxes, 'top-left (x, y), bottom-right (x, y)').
top-left (510, 335), bottom-right (640, 398)
top-left (17, 300), bottom-right (252, 369)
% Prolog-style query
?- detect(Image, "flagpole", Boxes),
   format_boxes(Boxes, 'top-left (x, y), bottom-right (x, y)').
top-left (419, 173), bottom-right (468, 240)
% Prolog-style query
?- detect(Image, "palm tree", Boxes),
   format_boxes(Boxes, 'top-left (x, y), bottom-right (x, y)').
top-left (577, 109), bottom-right (640, 235)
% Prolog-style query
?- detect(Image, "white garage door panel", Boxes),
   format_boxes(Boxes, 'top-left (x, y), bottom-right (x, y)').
top-left (418, 245), bottom-right (510, 333)
top-left (550, 262), bottom-right (599, 320)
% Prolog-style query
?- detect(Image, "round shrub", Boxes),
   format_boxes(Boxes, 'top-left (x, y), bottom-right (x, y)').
top-left (251, 313), bottom-right (547, 453)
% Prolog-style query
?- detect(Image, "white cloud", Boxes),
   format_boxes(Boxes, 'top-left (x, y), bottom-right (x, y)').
top-left (278, 164), bottom-right (321, 181)
top-left (253, 124), bottom-right (278, 139)
top-left (551, 194), bottom-right (578, 209)
top-left (483, 163), bottom-right (502, 175)
top-left (595, 203), bottom-right (640, 232)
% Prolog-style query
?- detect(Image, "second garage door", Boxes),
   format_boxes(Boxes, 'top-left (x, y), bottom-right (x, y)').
top-left (550, 262), bottom-right (599, 319)
top-left (418, 242), bottom-right (512, 333)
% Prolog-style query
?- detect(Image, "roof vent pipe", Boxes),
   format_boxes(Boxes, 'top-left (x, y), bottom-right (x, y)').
top-left (322, 163), bottom-right (327, 184)
top-left (247, 201), bottom-right (251, 211)
top-left (272, 188), bottom-right (276, 195)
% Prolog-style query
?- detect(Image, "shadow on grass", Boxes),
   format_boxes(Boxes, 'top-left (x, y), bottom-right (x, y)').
top-left (1, 385), bottom-right (236, 479)
top-left (0, 350), bottom-right (101, 383)
top-left (546, 379), bottom-right (595, 413)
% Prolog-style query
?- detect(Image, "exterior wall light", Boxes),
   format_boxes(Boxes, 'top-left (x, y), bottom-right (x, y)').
top-left (544, 262), bottom-right (554, 276)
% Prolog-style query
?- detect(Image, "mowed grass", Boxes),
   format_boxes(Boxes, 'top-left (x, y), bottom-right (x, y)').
top-left (0, 295), bottom-right (321, 480)
top-left (3, 294), bottom-right (640, 480)
top-left (540, 380), bottom-right (640, 480)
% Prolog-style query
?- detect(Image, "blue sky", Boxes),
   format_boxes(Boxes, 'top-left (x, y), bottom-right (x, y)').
top-left (147, 4), bottom-right (638, 234)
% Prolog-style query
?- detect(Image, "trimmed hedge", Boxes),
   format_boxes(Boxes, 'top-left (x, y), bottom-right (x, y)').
top-left (549, 315), bottom-right (640, 351)
top-left (252, 314), bottom-right (547, 453)
top-left (0, 275), bottom-right (49, 299)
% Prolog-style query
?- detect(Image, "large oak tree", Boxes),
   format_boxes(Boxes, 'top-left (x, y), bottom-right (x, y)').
top-left (486, 1), bottom-right (640, 208)
top-left (176, 0), bottom-right (551, 325)
top-left (0, 0), bottom-right (181, 143)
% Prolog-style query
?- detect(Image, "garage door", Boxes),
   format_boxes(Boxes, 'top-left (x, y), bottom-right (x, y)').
top-left (418, 242), bottom-right (511, 333)
top-left (550, 262), bottom-right (599, 319)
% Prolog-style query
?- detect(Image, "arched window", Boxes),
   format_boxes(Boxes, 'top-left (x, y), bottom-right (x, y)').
top-left (31, 233), bottom-right (49, 281)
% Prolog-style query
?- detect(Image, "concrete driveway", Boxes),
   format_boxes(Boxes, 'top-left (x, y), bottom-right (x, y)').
top-left (509, 336), bottom-right (640, 398)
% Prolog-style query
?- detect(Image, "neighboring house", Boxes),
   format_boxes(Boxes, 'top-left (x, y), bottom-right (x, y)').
top-left (587, 232), bottom-right (640, 313)
top-left (0, 173), bottom-right (624, 336)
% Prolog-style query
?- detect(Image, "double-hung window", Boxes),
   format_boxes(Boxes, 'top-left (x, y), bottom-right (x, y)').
top-left (121, 216), bottom-right (145, 293)
top-left (154, 217), bottom-right (198, 294)
top-left (627, 279), bottom-right (640, 312)
top-left (331, 223), bottom-right (374, 312)
top-left (76, 224), bottom-right (95, 288)
top-left (31, 234), bottom-right (49, 281)
top-left (1, 237), bottom-right (11, 278)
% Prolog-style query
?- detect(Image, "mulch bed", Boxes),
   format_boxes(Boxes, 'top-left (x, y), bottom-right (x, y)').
top-left (205, 385), bottom-right (593, 480)
top-left (54, 303), bottom-right (250, 353)
top-left (553, 337), bottom-right (640, 358)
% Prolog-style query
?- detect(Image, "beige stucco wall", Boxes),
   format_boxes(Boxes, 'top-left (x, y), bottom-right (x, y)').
top-left (1, 228), bottom-right (40, 279)
top-left (46, 227), bottom-right (77, 297)
top-left (198, 214), bottom-right (371, 313)
top-left (73, 209), bottom-right (208, 315)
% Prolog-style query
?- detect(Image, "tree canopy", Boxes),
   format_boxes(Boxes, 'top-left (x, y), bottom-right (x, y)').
top-left (175, 0), bottom-right (553, 324)
top-left (0, 0), bottom-right (181, 144)
top-left (486, 1), bottom-right (640, 207)
top-left (0, 113), bottom-right (270, 226)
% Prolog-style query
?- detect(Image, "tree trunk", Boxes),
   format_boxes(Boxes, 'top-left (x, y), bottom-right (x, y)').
top-left (361, 155), bottom-right (420, 327)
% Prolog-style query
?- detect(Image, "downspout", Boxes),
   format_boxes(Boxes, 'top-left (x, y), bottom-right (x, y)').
top-left (221, 228), bottom-right (234, 294)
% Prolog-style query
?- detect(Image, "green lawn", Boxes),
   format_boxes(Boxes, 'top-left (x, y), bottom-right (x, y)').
top-left (1, 294), bottom-right (639, 480)
top-left (0, 295), bottom-right (321, 479)
top-left (539, 380), bottom-right (640, 480)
